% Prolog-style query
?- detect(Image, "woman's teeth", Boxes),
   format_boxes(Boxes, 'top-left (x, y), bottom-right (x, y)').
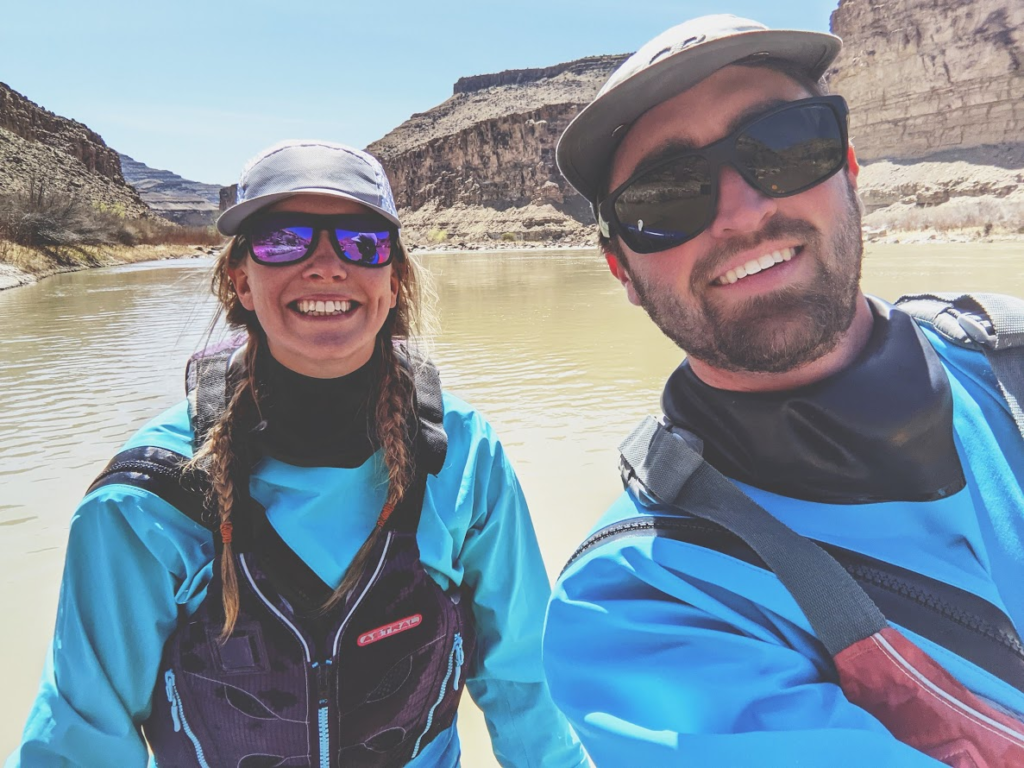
top-left (296, 299), bottom-right (352, 316)
top-left (714, 247), bottom-right (797, 286)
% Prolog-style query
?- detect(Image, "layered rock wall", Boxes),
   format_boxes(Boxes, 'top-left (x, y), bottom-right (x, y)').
top-left (368, 56), bottom-right (625, 245)
top-left (379, 105), bottom-right (574, 211)
top-left (829, 0), bottom-right (1024, 162)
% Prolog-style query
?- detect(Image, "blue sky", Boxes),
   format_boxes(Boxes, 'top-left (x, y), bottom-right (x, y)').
top-left (2, 0), bottom-right (841, 186)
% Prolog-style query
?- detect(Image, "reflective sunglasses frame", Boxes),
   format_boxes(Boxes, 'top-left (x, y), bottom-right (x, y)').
top-left (242, 213), bottom-right (397, 268)
top-left (598, 95), bottom-right (850, 254)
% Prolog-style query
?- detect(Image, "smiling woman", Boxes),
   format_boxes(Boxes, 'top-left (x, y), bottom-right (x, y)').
top-left (9, 140), bottom-right (586, 768)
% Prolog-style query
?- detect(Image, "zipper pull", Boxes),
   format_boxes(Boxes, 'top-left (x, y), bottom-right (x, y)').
top-left (316, 659), bottom-right (332, 705)
top-left (164, 670), bottom-right (181, 733)
top-left (452, 633), bottom-right (464, 691)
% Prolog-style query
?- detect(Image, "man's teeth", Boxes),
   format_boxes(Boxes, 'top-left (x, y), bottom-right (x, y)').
top-left (714, 247), bottom-right (796, 285)
top-left (296, 299), bottom-right (352, 315)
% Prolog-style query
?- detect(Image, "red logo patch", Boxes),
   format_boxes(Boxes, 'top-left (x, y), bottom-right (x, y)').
top-left (357, 614), bottom-right (423, 647)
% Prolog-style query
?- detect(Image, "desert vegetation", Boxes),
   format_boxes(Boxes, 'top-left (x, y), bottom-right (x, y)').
top-left (864, 196), bottom-right (1024, 238)
top-left (0, 180), bottom-right (222, 277)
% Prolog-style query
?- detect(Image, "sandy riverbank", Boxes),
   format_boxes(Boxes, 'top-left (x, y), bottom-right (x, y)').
top-left (0, 242), bottom-right (218, 291)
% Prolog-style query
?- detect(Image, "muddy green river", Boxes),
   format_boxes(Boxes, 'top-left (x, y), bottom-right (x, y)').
top-left (1, 243), bottom-right (1022, 764)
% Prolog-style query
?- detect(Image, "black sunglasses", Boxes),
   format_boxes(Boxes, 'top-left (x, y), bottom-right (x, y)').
top-left (242, 213), bottom-right (397, 267)
top-left (598, 95), bottom-right (850, 254)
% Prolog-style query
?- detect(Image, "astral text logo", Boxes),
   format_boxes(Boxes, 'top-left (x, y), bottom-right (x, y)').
top-left (357, 614), bottom-right (424, 647)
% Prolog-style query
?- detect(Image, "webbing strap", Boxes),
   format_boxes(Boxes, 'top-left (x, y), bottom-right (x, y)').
top-left (896, 292), bottom-right (1024, 441)
top-left (407, 353), bottom-right (447, 476)
top-left (620, 416), bottom-right (887, 656)
top-left (186, 338), bottom-right (245, 452)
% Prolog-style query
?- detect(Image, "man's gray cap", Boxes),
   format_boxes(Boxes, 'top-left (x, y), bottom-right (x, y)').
top-left (556, 14), bottom-right (842, 204)
top-left (217, 140), bottom-right (401, 235)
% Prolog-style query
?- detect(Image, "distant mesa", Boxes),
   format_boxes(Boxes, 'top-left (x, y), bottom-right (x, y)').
top-left (118, 154), bottom-right (222, 227)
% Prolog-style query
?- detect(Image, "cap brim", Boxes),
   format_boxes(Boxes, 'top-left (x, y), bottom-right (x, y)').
top-left (217, 188), bottom-right (402, 235)
top-left (556, 28), bottom-right (841, 202)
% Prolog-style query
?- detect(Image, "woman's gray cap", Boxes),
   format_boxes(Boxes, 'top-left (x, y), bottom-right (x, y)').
top-left (556, 14), bottom-right (842, 204)
top-left (217, 140), bottom-right (401, 235)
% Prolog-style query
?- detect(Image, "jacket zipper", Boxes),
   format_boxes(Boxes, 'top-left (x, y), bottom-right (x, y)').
top-left (568, 517), bottom-right (1024, 663)
top-left (313, 659), bottom-right (332, 768)
top-left (164, 669), bottom-right (211, 768)
top-left (410, 632), bottom-right (464, 760)
top-left (845, 562), bottom-right (1024, 660)
top-left (240, 536), bottom-right (393, 768)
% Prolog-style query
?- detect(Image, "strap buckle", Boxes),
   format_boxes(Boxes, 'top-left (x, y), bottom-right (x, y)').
top-left (957, 312), bottom-right (997, 349)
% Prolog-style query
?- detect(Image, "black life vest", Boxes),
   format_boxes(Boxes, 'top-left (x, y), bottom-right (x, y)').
top-left (88, 339), bottom-right (475, 767)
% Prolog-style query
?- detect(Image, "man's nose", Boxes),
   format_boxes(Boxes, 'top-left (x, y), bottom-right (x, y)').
top-left (302, 232), bottom-right (348, 280)
top-left (706, 165), bottom-right (777, 238)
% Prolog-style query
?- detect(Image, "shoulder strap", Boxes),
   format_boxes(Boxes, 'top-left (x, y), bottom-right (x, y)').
top-left (600, 415), bottom-right (1024, 682)
top-left (86, 446), bottom-right (213, 530)
top-left (615, 416), bottom-right (887, 657)
top-left (895, 292), bottom-right (1024, 440)
top-left (403, 346), bottom-right (447, 476)
top-left (185, 335), bottom-right (248, 452)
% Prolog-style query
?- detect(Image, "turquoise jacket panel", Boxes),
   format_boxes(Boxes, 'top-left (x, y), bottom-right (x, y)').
top-left (544, 333), bottom-right (1024, 767)
top-left (10, 393), bottom-right (587, 768)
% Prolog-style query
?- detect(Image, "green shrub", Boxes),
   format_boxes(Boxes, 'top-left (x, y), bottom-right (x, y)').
top-left (500, 231), bottom-right (518, 242)
top-left (426, 228), bottom-right (448, 244)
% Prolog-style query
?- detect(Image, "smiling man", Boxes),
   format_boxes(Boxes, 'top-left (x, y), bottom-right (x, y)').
top-left (543, 15), bottom-right (1024, 767)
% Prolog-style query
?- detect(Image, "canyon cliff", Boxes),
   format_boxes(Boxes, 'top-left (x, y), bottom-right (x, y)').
top-left (0, 82), bottom-right (148, 216)
top-left (829, 0), bottom-right (1024, 232)
top-left (357, 0), bottom-right (1022, 247)
top-left (366, 56), bottom-right (626, 247)
top-left (830, 0), bottom-right (1023, 162)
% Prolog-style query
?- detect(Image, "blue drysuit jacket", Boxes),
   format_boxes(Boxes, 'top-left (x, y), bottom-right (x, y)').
top-left (544, 328), bottom-right (1024, 767)
top-left (10, 392), bottom-right (586, 768)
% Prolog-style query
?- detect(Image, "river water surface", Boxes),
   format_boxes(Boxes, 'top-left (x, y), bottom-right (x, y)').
top-left (1, 244), bottom-right (1022, 764)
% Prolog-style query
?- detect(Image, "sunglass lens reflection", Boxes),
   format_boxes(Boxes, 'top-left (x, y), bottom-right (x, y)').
top-left (615, 154), bottom-right (715, 252)
top-left (737, 105), bottom-right (844, 196)
top-left (251, 225), bottom-right (313, 263)
top-left (336, 230), bottom-right (392, 265)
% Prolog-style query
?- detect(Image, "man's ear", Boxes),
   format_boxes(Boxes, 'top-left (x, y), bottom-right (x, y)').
top-left (846, 143), bottom-right (860, 190)
top-left (605, 252), bottom-right (642, 307)
top-left (228, 262), bottom-right (256, 311)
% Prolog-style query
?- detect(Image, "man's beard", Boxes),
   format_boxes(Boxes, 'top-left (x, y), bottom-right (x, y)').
top-left (626, 184), bottom-right (864, 375)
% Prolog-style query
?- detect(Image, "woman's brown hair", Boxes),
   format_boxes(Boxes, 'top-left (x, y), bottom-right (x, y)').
top-left (189, 228), bottom-right (431, 638)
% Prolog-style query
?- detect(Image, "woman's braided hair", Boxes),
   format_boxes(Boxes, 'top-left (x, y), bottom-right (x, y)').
top-left (190, 229), bottom-right (430, 638)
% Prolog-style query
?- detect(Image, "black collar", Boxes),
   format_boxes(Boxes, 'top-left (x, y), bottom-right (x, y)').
top-left (253, 351), bottom-right (379, 468)
top-left (662, 298), bottom-right (965, 504)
